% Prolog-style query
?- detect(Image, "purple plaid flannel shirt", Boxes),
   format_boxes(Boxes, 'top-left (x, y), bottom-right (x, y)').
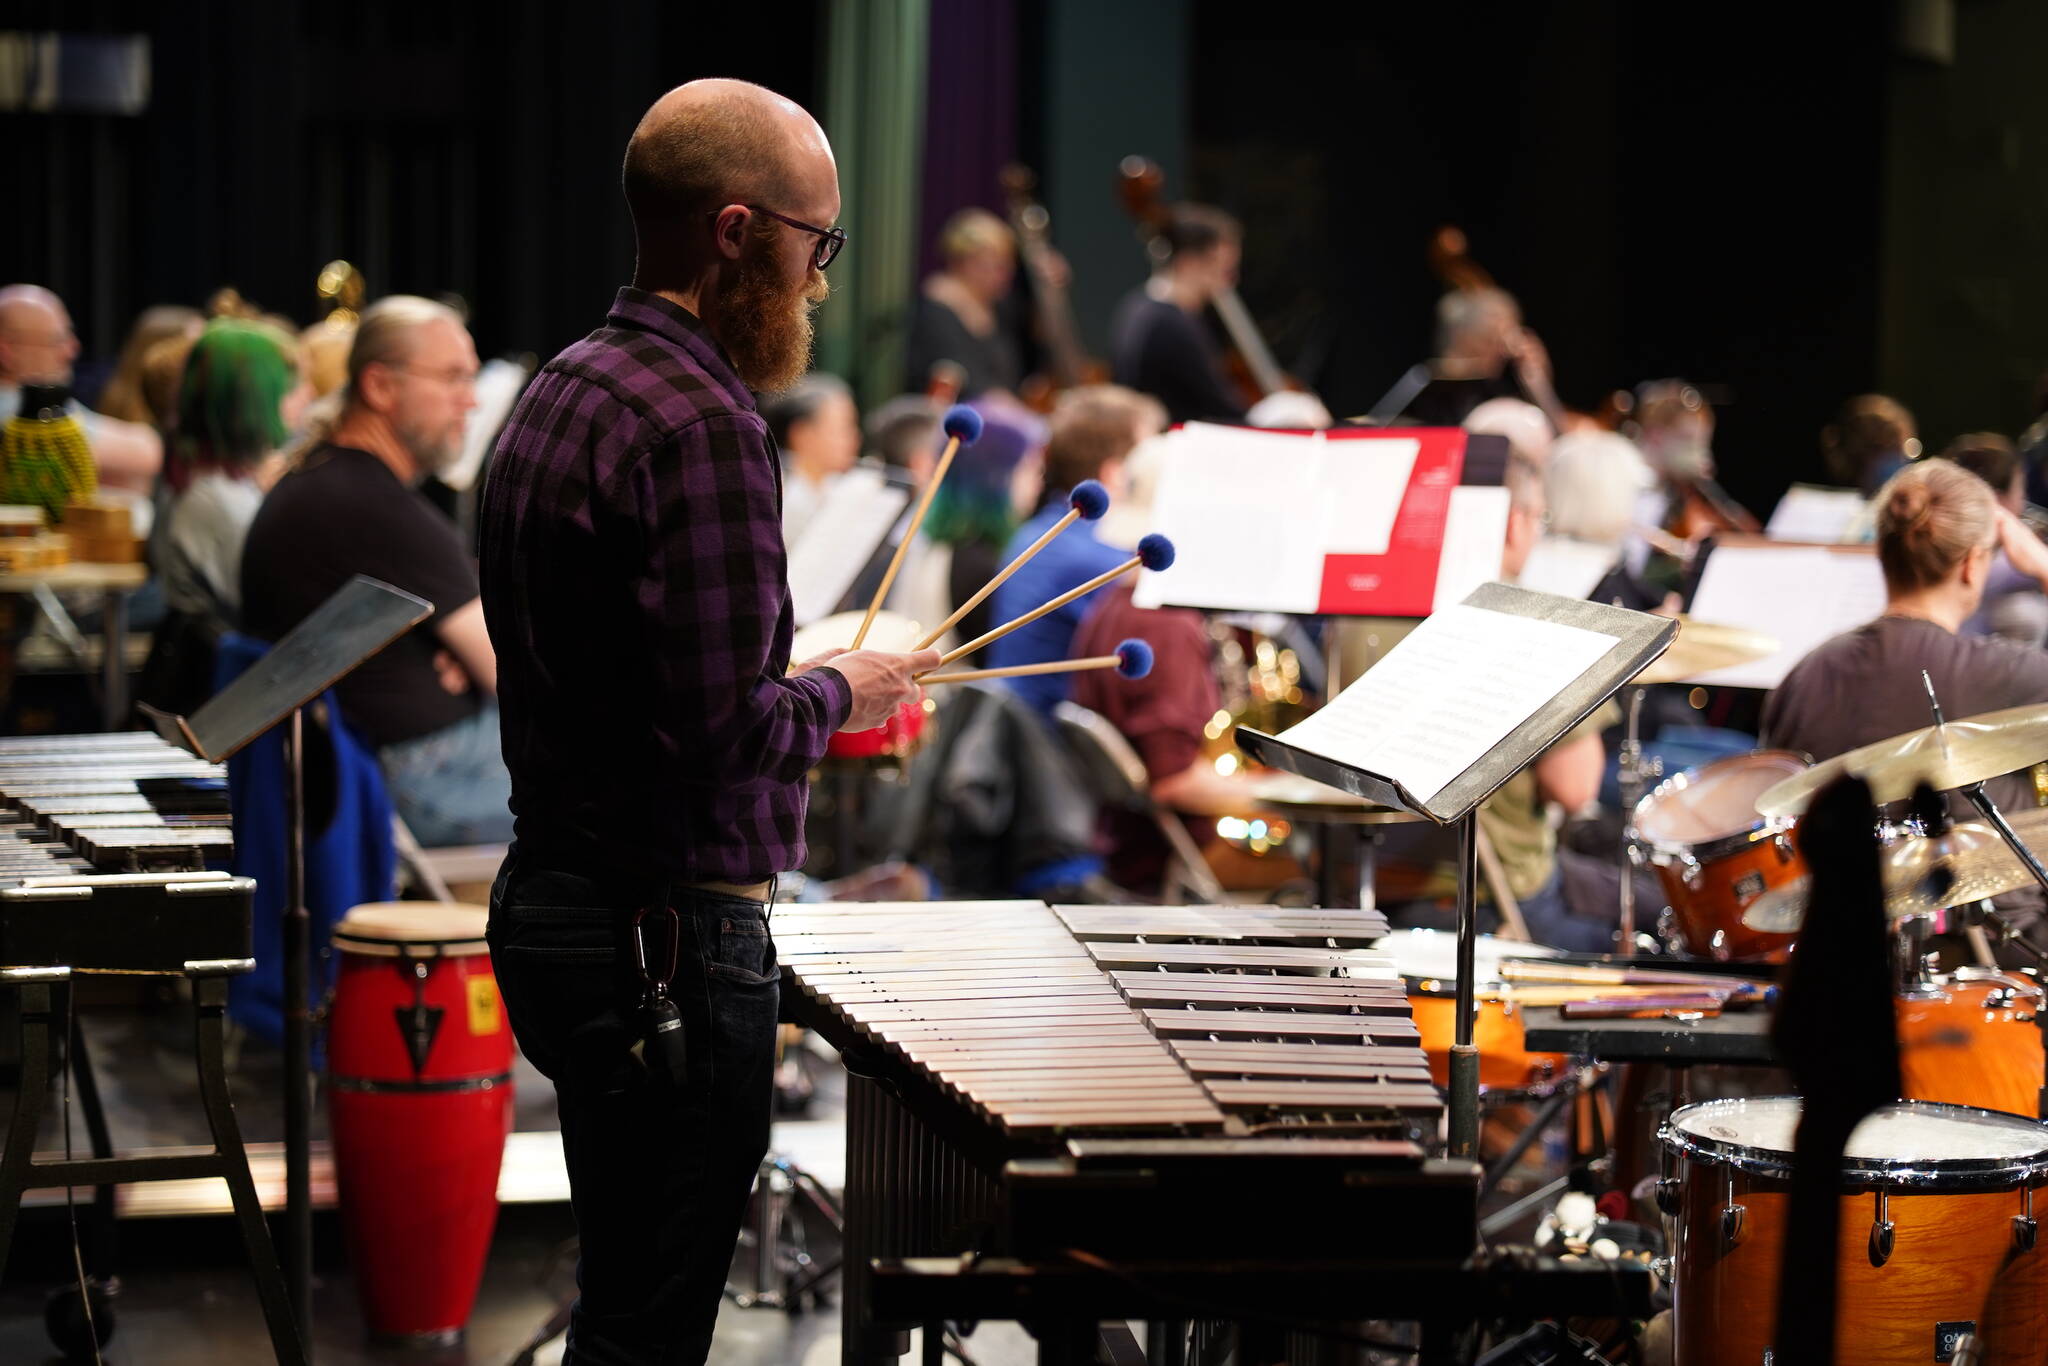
top-left (478, 288), bottom-right (851, 879)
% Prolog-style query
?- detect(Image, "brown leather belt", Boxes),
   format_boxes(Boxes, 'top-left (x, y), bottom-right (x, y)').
top-left (683, 879), bottom-right (773, 903)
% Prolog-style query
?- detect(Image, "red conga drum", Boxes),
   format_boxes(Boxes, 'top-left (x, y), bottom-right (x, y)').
top-left (328, 903), bottom-right (512, 1346)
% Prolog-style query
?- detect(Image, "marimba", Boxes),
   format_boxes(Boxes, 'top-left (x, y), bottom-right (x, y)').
top-left (779, 901), bottom-right (1503, 1365)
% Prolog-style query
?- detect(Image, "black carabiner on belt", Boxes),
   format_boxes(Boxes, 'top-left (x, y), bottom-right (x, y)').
top-left (630, 905), bottom-right (688, 1087)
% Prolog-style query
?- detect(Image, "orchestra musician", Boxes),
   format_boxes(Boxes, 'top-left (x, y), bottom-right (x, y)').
top-left (1377, 285), bottom-right (1564, 433)
top-left (901, 208), bottom-right (1025, 399)
top-left (478, 79), bottom-right (936, 1365)
top-left (1109, 204), bottom-right (1250, 426)
top-left (1763, 458), bottom-right (2048, 940)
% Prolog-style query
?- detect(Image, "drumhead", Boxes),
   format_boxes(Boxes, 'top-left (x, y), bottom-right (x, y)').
top-left (334, 902), bottom-right (490, 956)
top-left (790, 609), bottom-right (923, 663)
top-left (1377, 927), bottom-right (1562, 991)
top-left (1663, 1096), bottom-right (2048, 1187)
top-left (1631, 750), bottom-right (1807, 853)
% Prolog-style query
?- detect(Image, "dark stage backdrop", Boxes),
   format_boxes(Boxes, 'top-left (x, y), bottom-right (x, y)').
top-left (1181, 2), bottom-right (1891, 521)
top-left (3, 1), bottom-right (822, 375)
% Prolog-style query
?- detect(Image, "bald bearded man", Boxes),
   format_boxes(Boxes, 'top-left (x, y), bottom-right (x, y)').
top-left (478, 81), bottom-right (936, 1364)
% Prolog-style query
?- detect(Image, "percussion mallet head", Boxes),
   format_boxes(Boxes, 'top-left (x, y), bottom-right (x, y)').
top-left (1138, 533), bottom-right (1176, 572)
top-left (942, 404), bottom-right (984, 445)
top-left (1115, 638), bottom-right (1154, 679)
top-left (1069, 479), bottom-right (1110, 520)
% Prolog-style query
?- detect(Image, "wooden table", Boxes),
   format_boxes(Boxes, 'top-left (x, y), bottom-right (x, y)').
top-left (0, 561), bottom-right (149, 730)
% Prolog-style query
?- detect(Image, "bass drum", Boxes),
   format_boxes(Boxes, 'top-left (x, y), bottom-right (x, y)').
top-left (1660, 1097), bottom-right (2048, 1364)
top-left (1378, 928), bottom-right (1567, 1091)
top-left (1630, 750), bottom-right (1809, 961)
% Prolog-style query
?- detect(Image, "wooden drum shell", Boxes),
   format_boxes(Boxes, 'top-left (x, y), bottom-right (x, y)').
top-left (1898, 973), bottom-right (2046, 1120)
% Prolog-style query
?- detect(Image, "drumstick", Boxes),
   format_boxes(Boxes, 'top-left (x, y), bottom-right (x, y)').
top-left (918, 639), bottom-right (1152, 686)
top-left (913, 480), bottom-right (1109, 650)
top-left (850, 404), bottom-right (983, 651)
top-left (921, 534), bottom-right (1176, 673)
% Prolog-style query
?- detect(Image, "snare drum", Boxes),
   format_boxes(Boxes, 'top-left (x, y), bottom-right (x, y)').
top-left (791, 610), bottom-right (934, 760)
top-left (1380, 928), bottom-right (1568, 1090)
top-left (1660, 1097), bottom-right (2048, 1364)
top-left (1631, 750), bottom-right (1810, 961)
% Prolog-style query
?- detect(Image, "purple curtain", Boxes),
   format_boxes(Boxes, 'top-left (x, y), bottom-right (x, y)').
top-left (917, 0), bottom-right (1021, 280)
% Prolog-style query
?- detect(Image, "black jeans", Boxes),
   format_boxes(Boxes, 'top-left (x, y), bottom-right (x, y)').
top-left (488, 845), bottom-right (779, 1365)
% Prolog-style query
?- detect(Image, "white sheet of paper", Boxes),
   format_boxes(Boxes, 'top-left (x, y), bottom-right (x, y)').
top-left (1430, 486), bottom-right (1512, 614)
top-left (786, 468), bottom-right (911, 627)
top-left (1518, 536), bottom-right (1619, 602)
top-left (1135, 423), bottom-right (1418, 612)
top-left (441, 358), bottom-right (529, 493)
top-left (1275, 602), bottom-right (1619, 807)
top-left (1766, 484), bottom-right (1868, 544)
top-left (1683, 545), bottom-right (1887, 689)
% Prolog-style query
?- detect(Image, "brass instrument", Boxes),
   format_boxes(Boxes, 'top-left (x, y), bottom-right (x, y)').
top-left (302, 260), bottom-right (366, 399)
top-left (315, 260), bottom-right (366, 323)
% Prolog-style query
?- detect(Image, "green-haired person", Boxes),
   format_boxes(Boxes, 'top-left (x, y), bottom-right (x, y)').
top-left (157, 318), bottom-right (309, 628)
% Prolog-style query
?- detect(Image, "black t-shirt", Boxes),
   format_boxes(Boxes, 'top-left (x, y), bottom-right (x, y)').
top-left (240, 444), bottom-right (482, 748)
top-left (902, 295), bottom-right (1022, 399)
top-left (1109, 291), bottom-right (1247, 426)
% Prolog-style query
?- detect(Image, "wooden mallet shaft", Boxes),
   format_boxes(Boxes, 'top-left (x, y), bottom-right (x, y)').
top-left (851, 435), bottom-right (961, 650)
top-left (913, 481), bottom-right (1105, 651)
top-left (918, 654), bottom-right (1123, 685)
top-left (924, 556), bottom-right (1140, 671)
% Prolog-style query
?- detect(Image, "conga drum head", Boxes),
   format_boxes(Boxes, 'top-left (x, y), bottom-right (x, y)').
top-left (790, 609), bottom-right (924, 662)
top-left (1630, 750), bottom-right (1808, 859)
top-left (1665, 1096), bottom-right (2048, 1188)
top-left (334, 902), bottom-right (490, 956)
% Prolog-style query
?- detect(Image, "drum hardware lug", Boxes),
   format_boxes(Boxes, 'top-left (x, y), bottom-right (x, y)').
top-left (1772, 833), bottom-right (1795, 863)
top-left (1681, 857), bottom-right (1704, 891)
top-left (2015, 1215), bottom-right (2038, 1253)
top-left (1719, 1201), bottom-right (1745, 1250)
top-left (1648, 1254), bottom-right (1672, 1284)
top-left (1653, 1177), bottom-right (1680, 1216)
top-left (1869, 1191), bottom-right (1895, 1268)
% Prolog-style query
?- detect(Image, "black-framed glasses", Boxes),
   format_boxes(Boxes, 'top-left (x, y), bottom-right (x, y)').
top-left (747, 205), bottom-right (847, 271)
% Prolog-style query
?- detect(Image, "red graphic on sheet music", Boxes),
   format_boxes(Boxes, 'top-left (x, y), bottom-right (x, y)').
top-left (1317, 428), bottom-right (1467, 616)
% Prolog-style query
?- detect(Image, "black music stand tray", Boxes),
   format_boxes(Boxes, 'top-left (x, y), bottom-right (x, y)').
top-left (138, 575), bottom-right (433, 1349)
top-left (1237, 583), bottom-right (1672, 1158)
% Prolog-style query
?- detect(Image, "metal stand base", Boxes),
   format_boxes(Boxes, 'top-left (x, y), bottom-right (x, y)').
top-left (0, 968), bottom-right (304, 1365)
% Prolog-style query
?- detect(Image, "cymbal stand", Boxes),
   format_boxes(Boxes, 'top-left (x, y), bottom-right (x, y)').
top-left (1922, 674), bottom-right (2048, 1116)
top-left (1615, 686), bottom-right (1659, 952)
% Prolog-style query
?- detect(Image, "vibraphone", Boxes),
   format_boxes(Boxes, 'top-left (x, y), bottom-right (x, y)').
top-left (780, 901), bottom-right (1502, 1365)
top-left (0, 733), bottom-right (300, 1362)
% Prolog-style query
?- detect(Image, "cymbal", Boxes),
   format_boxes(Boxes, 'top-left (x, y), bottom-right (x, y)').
top-left (1740, 822), bottom-right (2041, 932)
top-left (1629, 618), bottom-right (1780, 686)
top-left (1754, 703), bottom-right (2048, 818)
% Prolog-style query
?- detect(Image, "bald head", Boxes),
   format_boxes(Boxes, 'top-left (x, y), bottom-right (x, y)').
top-left (0, 285), bottom-right (78, 386)
top-left (623, 79), bottom-right (838, 289)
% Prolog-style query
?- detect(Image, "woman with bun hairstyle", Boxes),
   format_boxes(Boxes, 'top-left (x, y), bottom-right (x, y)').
top-left (1764, 458), bottom-right (2048, 844)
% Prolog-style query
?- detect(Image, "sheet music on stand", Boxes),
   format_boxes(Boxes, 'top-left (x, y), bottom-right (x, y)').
top-left (1765, 483), bottom-right (1869, 544)
top-left (138, 575), bottom-right (433, 762)
top-left (1238, 583), bottom-right (1675, 825)
top-left (787, 465), bottom-right (913, 626)
top-left (1680, 537), bottom-right (1886, 690)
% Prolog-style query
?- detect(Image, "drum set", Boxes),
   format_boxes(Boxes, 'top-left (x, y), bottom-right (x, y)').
top-left (1586, 623), bottom-right (2048, 1361)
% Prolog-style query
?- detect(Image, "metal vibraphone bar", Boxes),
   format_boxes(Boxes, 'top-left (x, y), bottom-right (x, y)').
top-left (0, 734), bottom-right (298, 1362)
top-left (778, 900), bottom-right (1489, 1366)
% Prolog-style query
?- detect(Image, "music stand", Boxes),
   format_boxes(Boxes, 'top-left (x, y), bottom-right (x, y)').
top-left (138, 575), bottom-right (434, 1347)
top-left (1238, 583), bottom-right (1673, 1158)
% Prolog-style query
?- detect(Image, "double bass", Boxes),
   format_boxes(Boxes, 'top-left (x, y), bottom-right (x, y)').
top-left (998, 164), bottom-right (1106, 410)
top-left (1115, 156), bottom-right (1297, 407)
